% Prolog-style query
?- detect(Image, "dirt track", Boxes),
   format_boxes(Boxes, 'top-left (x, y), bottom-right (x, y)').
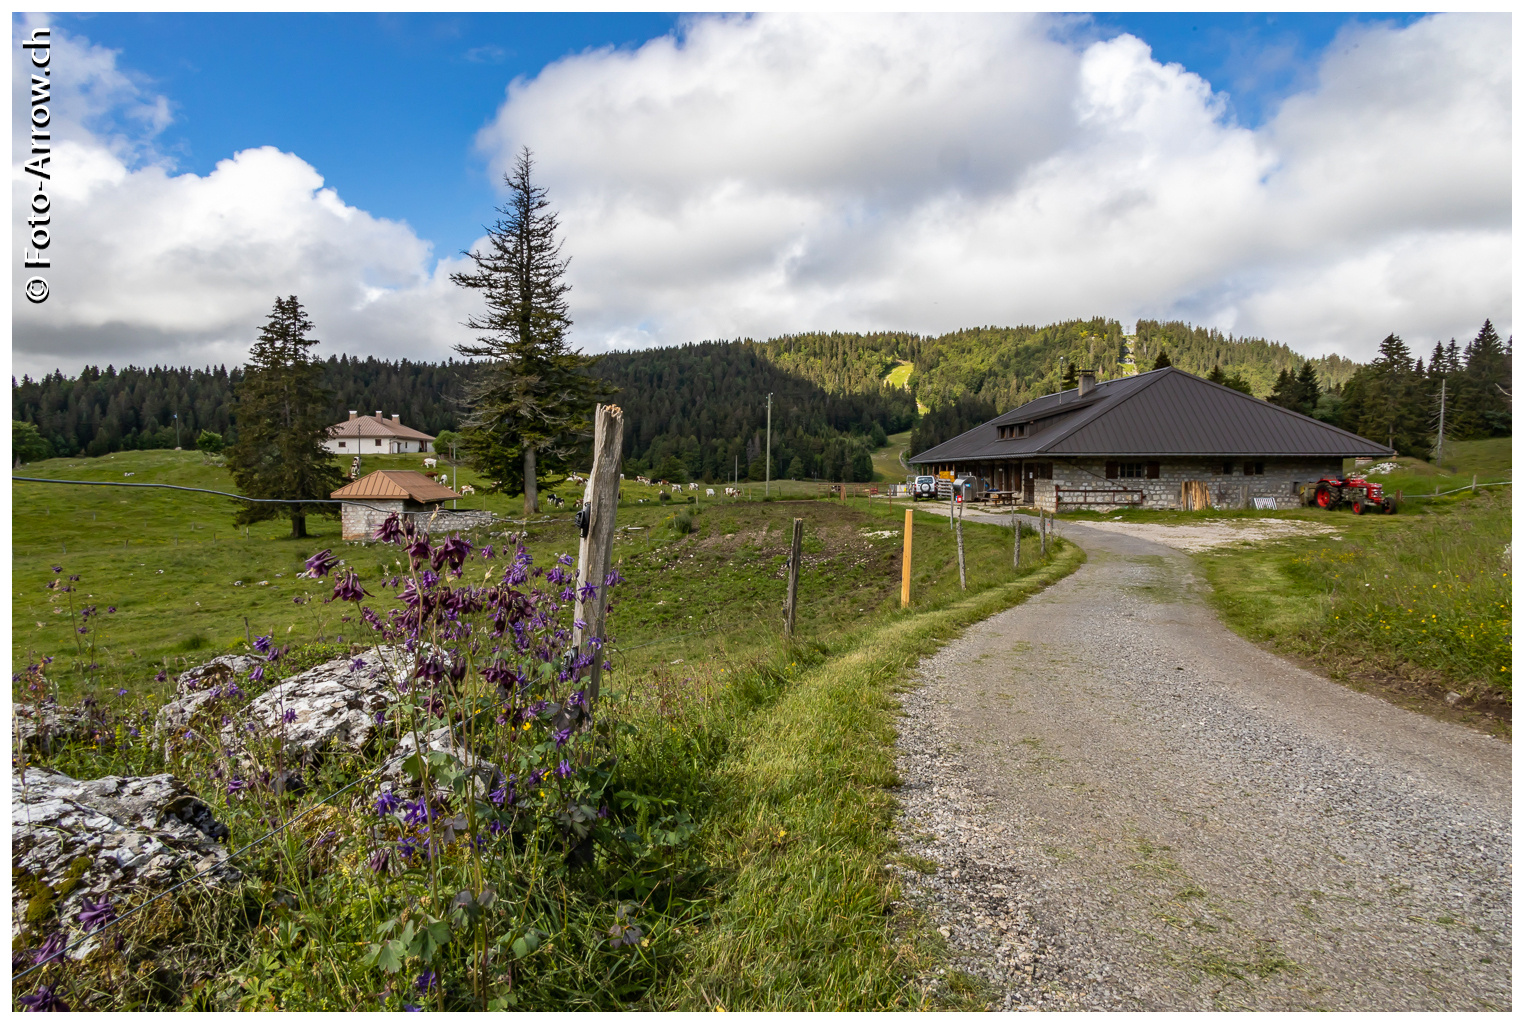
top-left (893, 515), bottom-right (1511, 1010)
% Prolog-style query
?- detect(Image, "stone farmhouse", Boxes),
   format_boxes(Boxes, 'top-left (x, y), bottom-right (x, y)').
top-left (332, 469), bottom-right (493, 540)
top-left (324, 411), bottom-right (435, 455)
top-left (909, 366), bottom-right (1395, 512)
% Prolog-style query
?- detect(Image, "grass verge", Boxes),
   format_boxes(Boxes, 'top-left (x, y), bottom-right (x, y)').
top-left (651, 541), bottom-right (1085, 1009)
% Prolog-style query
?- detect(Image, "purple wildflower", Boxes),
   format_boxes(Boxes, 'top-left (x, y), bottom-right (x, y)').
top-left (77, 897), bottom-right (116, 933)
top-left (350, 656), bottom-right (367, 672)
top-left (281, 708), bottom-right (297, 724)
top-left (31, 932), bottom-right (66, 966)
top-left (51, 565), bottom-right (62, 573)
top-left (116, 688), bottom-right (128, 697)
top-left (373, 513), bottom-right (407, 543)
top-left (553, 728), bottom-right (571, 749)
top-left (366, 847), bottom-right (391, 875)
top-left (374, 709), bottom-right (387, 726)
top-left (375, 791), bottom-right (402, 816)
top-left (402, 1004), bottom-right (421, 1012)
top-left (304, 549), bottom-right (341, 578)
top-left (226, 778), bottom-right (250, 796)
top-left (249, 665), bottom-right (265, 683)
top-left (489, 781), bottom-right (507, 807)
top-left (18, 985), bottom-right (68, 1012)
top-left (415, 970), bottom-right (438, 993)
top-left (480, 544), bottom-right (494, 559)
top-left (107, 606), bottom-right (116, 613)
top-left (153, 669), bottom-right (168, 683)
top-left (403, 796), bottom-right (432, 828)
top-left (556, 759), bottom-right (573, 779)
top-left (252, 633), bottom-right (274, 654)
top-left (396, 837), bottom-right (418, 862)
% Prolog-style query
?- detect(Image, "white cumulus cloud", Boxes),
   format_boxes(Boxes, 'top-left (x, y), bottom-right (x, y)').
top-left (477, 12), bottom-right (1510, 360)
top-left (11, 22), bottom-right (477, 380)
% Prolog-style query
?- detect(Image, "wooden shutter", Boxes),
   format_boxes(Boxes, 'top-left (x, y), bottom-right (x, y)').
top-left (1105, 461), bottom-right (1119, 479)
top-left (1146, 461), bottom-right (1160, 479)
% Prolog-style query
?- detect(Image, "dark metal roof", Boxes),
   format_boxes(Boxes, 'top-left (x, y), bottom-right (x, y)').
top-left (910, 367), bottom-right (1395, 463)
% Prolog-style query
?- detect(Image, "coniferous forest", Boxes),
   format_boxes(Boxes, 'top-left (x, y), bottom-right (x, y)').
top-left (13, 319), bottom-right (1510, 475)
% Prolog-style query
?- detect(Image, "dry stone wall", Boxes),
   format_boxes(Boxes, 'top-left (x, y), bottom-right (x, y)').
top-left (1037, 458), bottom-right (1342, 512)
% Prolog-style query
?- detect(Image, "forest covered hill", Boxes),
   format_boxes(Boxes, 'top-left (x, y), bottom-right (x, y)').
top-left (13, 318), bottom-right (1505, 477)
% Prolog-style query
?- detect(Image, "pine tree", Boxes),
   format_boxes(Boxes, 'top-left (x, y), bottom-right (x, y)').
top-left (1294, 360), bottom-right (1321, 415)
top-left (1340, 333), bottom-right (1424, 455)
top-left (1459, 319), bottom-right (1511, 437)
top-left (1152, 348), bottom-right (1173, 370)
top-left (1269, 368), bottom-right (1297, 410)
top-left (226, 297), bottom-right (343, 539)
top-left (451, 147), bottom-right (608, 514)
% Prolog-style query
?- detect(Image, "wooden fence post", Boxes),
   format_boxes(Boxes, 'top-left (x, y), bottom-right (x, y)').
top-left (784, 517), bottom-right (803, 643)
top-left (955, 515), bottom-right (967, 590)
top-left (1040, 513), bottom-right (1047, 556)
top-left (901, 509), bottom-right (913, 608)
top-left (1012, 511), bottom-right (1020, 568)
top-left (573, 403), bottom-right (625, 704)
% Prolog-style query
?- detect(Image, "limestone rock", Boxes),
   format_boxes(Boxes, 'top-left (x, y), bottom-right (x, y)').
top-left (14, 702), bottom-right (93, 755)
top-left (233, 645), bottom-right (429, 757)
top-left (154, 655), bottom-right (263, 737)
top-left (11, 767), bottom-right (237, 942)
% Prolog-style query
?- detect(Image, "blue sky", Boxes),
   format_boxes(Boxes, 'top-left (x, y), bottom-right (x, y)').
top-left (12, 13), bottom-right (1508, 376)
top-left (44, 12), bottom-right (1427, 267)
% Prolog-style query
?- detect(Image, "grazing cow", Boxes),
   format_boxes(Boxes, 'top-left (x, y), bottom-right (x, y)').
top-left (706, 488), bottom-right (715, 497)
top-left (459, 484), bottom-right (476, 496)
top-left (688, 482), bottom-right (698, 490)
top-left (423, 457), bottom-right (437, 469)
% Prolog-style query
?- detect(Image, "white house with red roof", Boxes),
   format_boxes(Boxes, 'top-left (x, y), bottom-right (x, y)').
top-left (324, 410), bottom-right (436, 455)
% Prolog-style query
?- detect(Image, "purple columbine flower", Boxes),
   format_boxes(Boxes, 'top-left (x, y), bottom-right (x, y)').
top-left (249, 665), bottom-right (265, 683)
top-left (374, 709), bottom-right (387, 726)
top-left (31, 932), bottom-right (66, 966)
top-left (116, 688), bottom-right (128, 697)
top-left (18, 984), bottom-right (69, 1012)
top-left (350, 656), bottom-right (367, 672)
top-left (281, 708), bottom-right (297, 724)
top-left (226, 778), bottom-right (250, 796)
top-left (489, 781), bottom-right (507, 807)
top-left (488, 818), bottom-right (506, 835)
top-left (331, 570), bottom-right (368, 603)
top-left (480, 544), bottom-right (494, 560)
top-left (373, 513), bottom-right (406, 544)
top-left (403, 796), bottom-right (431, 828)
top-left (556, 759), bottom-right (573, 779)
top-left (252, 633), bottom-right (274, 654)
top-left (415, 970), bottom-right (438, 993)
top-left (402, 1004), bottom-right (421, 1013)
top-left (78, 897), bottom-right (116, 933)
top-left (397, 837), bottom-right (418, 862)
top-left (375, 791), bottom-right (402, 816)
top-left (304, 549), bottom-right (341, 578)
top-left (367, 847), bottom-right (391, 875)
top-left (553, 728), bottom-right (572, 749)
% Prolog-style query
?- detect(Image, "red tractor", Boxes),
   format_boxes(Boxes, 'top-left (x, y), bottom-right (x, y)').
top-left (1306, 474), bottom-right (1396, 514)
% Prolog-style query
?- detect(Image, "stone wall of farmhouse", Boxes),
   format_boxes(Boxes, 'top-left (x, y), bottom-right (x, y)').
top-left (340, 501), bottom-right (497, 540)
top-left (1035, 458), bottom-right (1343, 512)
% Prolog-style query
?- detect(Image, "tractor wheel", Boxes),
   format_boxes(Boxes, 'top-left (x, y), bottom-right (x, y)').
top-left (1314, 484), bottom-right (1334, 509)
top-left (1382, 496), bottom-right (1397, 514)
top-left (1352, 497), bottom-right (1366, 515)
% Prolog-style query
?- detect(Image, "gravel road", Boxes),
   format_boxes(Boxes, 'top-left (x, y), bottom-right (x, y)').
top-left (893, 515), bottom-right (1511, 1011)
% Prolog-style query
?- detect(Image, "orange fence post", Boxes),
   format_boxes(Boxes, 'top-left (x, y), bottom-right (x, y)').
top-left (901, 508), bottom-right (913, 608)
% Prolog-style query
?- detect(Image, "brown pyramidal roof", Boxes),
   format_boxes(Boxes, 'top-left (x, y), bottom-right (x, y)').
top-left (328, 414), bottom-right (435, 442)
top-left (331, 470), bottom-right (459, 503)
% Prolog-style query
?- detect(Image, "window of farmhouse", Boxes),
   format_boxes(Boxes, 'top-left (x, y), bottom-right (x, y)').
top-left (1117, 462), bottom-right (1145, 478)
top-left (375, 439), bottom-right (382, 447)
top-left (1220, 461), bottom-right (1234, 475)
top-left (1244, 460), bottom-right (1265, 475)
top-left (338, 441), bottom-right (346, 448)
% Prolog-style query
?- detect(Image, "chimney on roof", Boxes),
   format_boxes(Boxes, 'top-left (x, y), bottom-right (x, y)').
top-left (376, 410), bottom-right (383, 418)
top-left (1078, 369), bottom-right (1097, 398)
top-left (391, 414), bottom-right (400, 423)
top-left (348, 411), bottom-right (357, 420)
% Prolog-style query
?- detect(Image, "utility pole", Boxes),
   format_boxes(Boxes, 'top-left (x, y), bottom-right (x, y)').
top-left (1433, 379), bottom-right (1446, 467)
top-left (451, 441), bottom-right (458, 509)
top-left (173, 412), bottom-right (180, 450)
top-left (765, 393), bottom-right (773, 498)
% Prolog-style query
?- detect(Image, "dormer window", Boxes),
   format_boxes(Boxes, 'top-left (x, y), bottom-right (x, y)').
top-left (997, 423), bottom-right (1031, 441)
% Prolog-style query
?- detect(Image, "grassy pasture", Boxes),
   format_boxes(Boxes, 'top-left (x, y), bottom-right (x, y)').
top-left (870, 429), bottom-right (912, 482)
top-left (12, 447), bottom-right (1081, 1011)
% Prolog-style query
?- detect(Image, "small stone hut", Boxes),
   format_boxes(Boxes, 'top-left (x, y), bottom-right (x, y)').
top-left (910, 366), bottom-right (1395, 512)
top-left (332, 470), bottom-right (493, 540)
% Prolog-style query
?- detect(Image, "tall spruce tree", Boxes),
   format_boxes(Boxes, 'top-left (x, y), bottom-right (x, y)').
top-left (1460, 319), bottom-right (1511, 436)
top-left (1340, 333), bottom-right (1424, 455)
top-left (226, 297), bottom-right (343, 538)
top-left (1294, 360), bottom-right (1321, 414)
top-left (1152, 348), bottom-right (1173, 370)
top-left (451, 147), bottom-right (606, 515)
